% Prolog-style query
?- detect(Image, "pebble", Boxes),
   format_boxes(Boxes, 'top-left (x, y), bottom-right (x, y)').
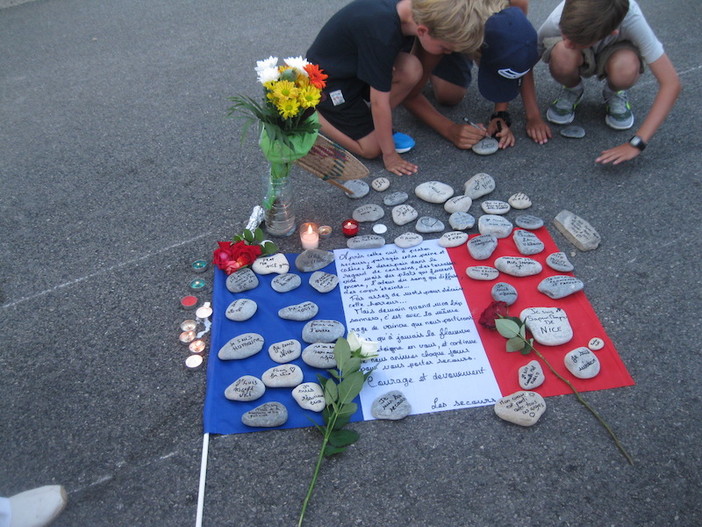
top-left (371, 390), bottom-right (412, 420)
top-left (343, 179), bottom-right (370, 199)
top-left (415, 216), bottom-right (445, 233)
top-left (481, 200), bottom-right (511, 215)
top-left (278, 301), bottom-right (319, 321)
top-left (251, 253), bottom-right (289, 275)
top-left (588, 337), bottom-right (605, 351)
top-left (372, 223), bottom-right (388, 234)
top-left (478, 215), bottom-right (513, 238)
top-left (395, 232), bottom-right (423, 248)
top-left (494, 391), bottom-right (546, 427)
top-left (371, 177), bottom-right (390, 192)
top-left (560, 125), bottom-right (586, 139)
top-left (268, 339), bottom-right (302, 363)
top-left (520, 307), bottom-right (573, 346)
top-left (444, 195), bottom-right (472, 213)
top-left (514, 214), bottom-right (544, 230)
top-left (225, 268), bottom-right (259, 293)
top-left (448, 211), bottom-right (475, 231)
top-left (295, 249), bottom-right (335, 272)
top-left (241, 402), bottom-right (288, 428)
top-left (472, 137), bottom-right (499, 155)
top-left (261, 364), bottom-right (304, 388)
top-left (347, 234), bottom-right (385, 249)
top-left (467, 234), bottom-right (498, 260)
top-left (553, 210), bottom-right (601, 251)
top-left (271, 273), bottom-right (302, 293)
top-left (564, 347), bottom-right (601, 379)
top-left (218, 333), bottom-right (265, 360)
top-left (508, 192), bottom-right (532, 209)
top-left (301, 343), bottom-right (337, 368)
top-left (224, 375), bottom-right (266, 402)
top-left (392, 204), bottom-right (419, 226)
top-left (537, 275), bottom-right (584, 299)
top-left (546, 252), bottom-right (574, 272)
top-left (513, 230), bottom-right (545, 256)
top-left (383, 191), bottom-right (409, 207)
top-left (415, 181), bottom-right (455, 203)
top-left (302, 320), bottom-right (345, 344)
top-left (464, 173), bottom-right (495, 199)
top-left (225, 298), bottom-right (258, 322)
top-left (292, 382), bottom-right (326, 412)
top-left (494, 256), bottom-right (543, 277)
top-left (438, 231), bottom-right (469, 248)
top-left (519, 360), bottom-right (545, 389)
top-left (491, 282), bottom-right (518, 306)
top-left (352, 204), bottom-right (385, 223)
top-left (466, 266), bottom-right (499, 280)
top-left (309, 271), bottom-right (339, 293)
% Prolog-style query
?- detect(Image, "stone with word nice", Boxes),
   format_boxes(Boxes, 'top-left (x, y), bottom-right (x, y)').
top-left (415, 216), bottom-right (445, 233)
top-left (302, 320), bottom-right (345, 344)
top-left (564, 347), bottom-right (601, 379)
top-left (292, 382), bottom-right (326, 412)
top-left (415, 181), bottom-right (455, 204)
top-left (347, 234), bottom-right (385, 250)
top-left (513, 230), bottom-right (545, 256)
top-left (508, 192), bottom-right (532, 210)
top-left (302, 343), bottom-right (337, 368)
top-left (472, 137), bottom-right (499, 156)
top-left (309, 271), bottom-right (339, 293)
top-left (251, 253), bottom-right (289, 275)
top-left (438, 231), bottom-right (468, 248)
top-left (464, 172), bottom-right (495, 199)
top-left (449, 211), bottom-right (475, 231)
top-left (261, 364), bottom-right (304, 388)
top-left (343, 179), bottom-right (370, 199)
top-left (384, 191), bottom-right (409, 207)
top-left (371, 390), bottom-right (412, 420)
top-left (271, 273), bottom-right (302, 293)
top-left (481, 200), bottom-right (511, 215)
top-left (515, 214), bottom-right (544, 230)
top-left (553, 210), bottom-right (601, 251)
top-left (538, 275), bottom-right (584, 299)
top-left (224, 375), bottom-right (266, 402)
top-left (268, 339), bottom-right (302, 363)
top-left (353, 203), bottom-right (385, 223)
top-left (466, 266), bottom-right (499, 281)
top-left (588, 337), bottom-right (605, 351)
top-left (225, 298), bottom-right (258, 322)
top-left (560, 125), bottom-right (586, 139)
top-left (519, 360), bottom-right (545, 390)
top-left (218, 333), bottom-right (265, 360)
top-left (491, 282), bottom-right (518, 306)
top-left (225, 267), bottom-right (259, 293)
top-left (392, 203), bottom-right (419, 226)
top-left (494, 391), bottom-right (546, 427)
top-left (444, 194), bottom-right (473, 213)
top-left (478, 214), bottom-right (513, 238)
top-left (495, 256), bottom-right (542, 277)
top-left (545, 252), bottom-right (574, 272)
top-left (295, 249), bottom-right (335, 273)
top-left (278, 301), bottom-right (319, 322)
top-left (520, 307), bottom-right (573, 346)
top-left (395, 232), bottom-right (423, 249)
top-left (241, 402), bottom-right (288, 428)
top-left (371, 177), bottom-right (390, 192)
top-left (467, 234), bottom-right (498, 260)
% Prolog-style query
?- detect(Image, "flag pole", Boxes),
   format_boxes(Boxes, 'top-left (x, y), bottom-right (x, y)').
top-left (195, 433), bottom-right (210, 527)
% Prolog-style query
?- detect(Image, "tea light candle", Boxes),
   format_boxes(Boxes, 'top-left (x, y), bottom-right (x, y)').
top-left (317, 225), bottom-right (332, 238)
top-left (342, 219), bottom-right (359, 237)
top-left (299, 222), bottom-right (320, 250)
top-left (196, 302), bottom-right (213, 319)
top-left (191, 259), bottom-right (208, 273)
top-left (180, 320), bottom-right (198, 332)
top-left (189, 278), bottom-right (207, 291)
top-left (179, 330), bottom-right (196, 344)
top-left (189, 339), bottom-right (206, 354)
top-left (185, 354), bottom-right (204, 370)
top-left (180, 295), bottom-right (198, 310)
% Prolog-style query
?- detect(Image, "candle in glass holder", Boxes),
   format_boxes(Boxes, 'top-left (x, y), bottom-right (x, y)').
top-left (189, 339), bottom-right (206, 354)
top-left (342, 219), bottom-right (359, 237)
top-left (196, 302), bottom-right (213, 319)
top-left (189, 278), bottom-right (207, 291)
top-left (185, 354), bottom-right (204, 370)
top-left (299, 222), bottom-right (320, 250)
top-left (180, 295), bottom-right (198, 310)
top-left (191, 259), bottom-right (208, 273)
top-left (180, 320), bottom-right (198, 332)
top-left (317, 225), bottom-right (332, 238)
top-left (179, 330), bottom-right (196, 344)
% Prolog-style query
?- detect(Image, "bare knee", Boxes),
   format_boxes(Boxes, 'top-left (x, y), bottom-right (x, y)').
top-left (431, 75), bottom-right (466, 106)
top-left (549, 42), bottom-right (583, 84)
top-left (605, 50), bottom-right (641, 90)
top-left (393, 52), bottom-right (423, 92)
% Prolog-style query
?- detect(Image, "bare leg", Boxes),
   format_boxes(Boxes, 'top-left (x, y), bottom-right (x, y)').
top-left (604, 49), bottom-right (641, 91)
top-left (548, 41), bottom-right (584, 87)
top-left (430, 75), bottom-right (467, 106)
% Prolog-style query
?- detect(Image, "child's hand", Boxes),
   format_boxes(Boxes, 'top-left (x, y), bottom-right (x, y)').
top-left (382, 152), bottom-right (418, 176)
top-left (488, 119), bottom-right (515, 149)
top-left (525, 117), bottom-right (552, 145)
top-left (596, 143), bottom-right (641, 165)
top-left (449, 123), bottom-right (486, 149)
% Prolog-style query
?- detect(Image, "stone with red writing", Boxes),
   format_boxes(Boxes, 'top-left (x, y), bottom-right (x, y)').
top-left (518, 360), bottom-right (545, 389)
top-left (494, 391), bottom-right (546, 427)
top-left (564, 347), bottom-right (601, 379)
top-left (371, 390), bottom-right (412, 420)
top-left (224, 375), bottom-right (266, 402)
top-left (292, 382), bottom-right (326, 412)
top-left (520, 307), bottom-right (573, 346)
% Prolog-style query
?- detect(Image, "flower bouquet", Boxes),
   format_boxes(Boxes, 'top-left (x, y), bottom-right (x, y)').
top-left (228, 56), bottom-right (327, 236)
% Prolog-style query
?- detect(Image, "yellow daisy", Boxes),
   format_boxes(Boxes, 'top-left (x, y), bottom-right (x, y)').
top-left (298, 85), bottom-right (321, 108)
top-left (276, 98), bottom-right (301, 119)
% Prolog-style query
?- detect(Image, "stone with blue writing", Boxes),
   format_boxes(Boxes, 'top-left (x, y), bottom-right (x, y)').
top-left (292, 382), bottom-right (326, 412)
top-left (415, 181), bottom-right (455, 203)
top-left (371, 177), bottom-right (390, 192)
top-left (466, 266), bottom-right (499, 281)
top-left (384, 191), bottom-right (409, 207)
top-left (353, 203), bottom-right (385, 223)
top-left (464, 172), bottom-right (495, 199)
top-left (271, 272), bottom-right (302, 293)
top-left (302, 320), bottom-right (345, 344)
top-left (520, 307), bottom-right (573, 346)
top-left (494, 391), bottom-right (546, 427)
top-left (394, 232), bottom-right (423, 249)
top-left (392, 204), bottom-right (419, 226)
top-left (415, 216), bottom-right (445, 233)
top-left (251, 253), bottom-right (289, 275)
top-left (278, 301), bottom-right (319, 321)
top-left (225, 298), bottom-right (258, 322)
top-left (448, 211), bottom-right (476, 231)
top-left (343, 179), bottom-right (370, 199)
top-left (438, 231), bottom-right (468, 248)
top-left (515, 214), bottom-right (544, 230)
top-left (495, 256), bottom-right (542, 277)
top-left (295, 249), bottom-right (335, 273)
top-left (261, 364), bottom-right (304, 388)
top-left (491, 282), bottom-right (518, 306)
top-left (564, 347), bottom-right (601, 379)
top-left (309, 271), bottom-right (339, 293)
top-left (519, 360), bottom-right (545, 390)
top-left (241, 402), bottom-right (288, 428)
top-left (347, 234), bottom-right (385, 249)
top-left (481, 200), bottom-right (511, 215)
top-left (538, 275), bottom-right (584, 299)
top-left (478, 215), bottom-right (513, 238)
top-left (371, 390), bottom-right (412, 420)
top-left (553, 210), bottom-right (601, 251)
top-left (218, 333), bottom-right (265, 360)
top-left (560, 125), bottom-right (586, 139)
top-left (301, 343), bottom-right (337, 368)
top-left (268, 339), bottom-right (302, 363)
top-left (467, 234), bottom-right (498, 260)
top-left (472, 137), bottom-right (499, 156)
top-left (224, 375), bottom-right (266, 402)
top-left (545, 251), bottom-right (574, 272)
top-left (513, 230), bottom-right (545, 255)
top-left (225, 268), bottom-right (259, 293)
top-left (508, 192), bottom-right (532, 210)
top-left (444, 194), bottom-right (473, 213)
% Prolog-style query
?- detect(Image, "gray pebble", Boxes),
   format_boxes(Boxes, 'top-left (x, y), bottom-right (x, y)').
top-left (268, 339), bottom-right (302, 363)
top-left (444, 195), bottom-right (473, 213)
top-left (347, 234), bottom-right (385, 249)
top-left (415, 216), bottom-right (445, 233)
top-left (224, 375), bottom-right (266, 402)
top-left (515, 214), bottom-right (544, 230)
top-left (292, 382), bottom-right (326, 412)
top-left (464, 173), bottom-right (495, 199)
top-left (560, 125), bottom-right (586, 138)
top-left (545, 252), bottom-right (574, 272)
top-left (343, 179), bottom-right (370, 199)
top-left (508, 192), bottom-right (532, 210)
top-left (438, 231), bottom-right (468, 248)
top-left (519, 360), bottom-right (545, 389)
top-left (495, 256), bottom-right (543, 277)
top-left (225, 298), bottom-right (258, 321)
top-left (271, 273), bottom-right (302, 293)
top-left (448, 211), bottom-right (475, 231)
top-left (301, 343), bottom-right (337, 368)
top-left (278, 301), bottom-right (319, 321)
top-left (467, 234), bottom-right (498, 260)
top-left (478, 215), bottom-right (513, 238)
top-left (392, 204), bottom-right (418, 226)
top-left (513, 230), bottom-right (545, 255)
top-left (466, 266), bottom-right (499, 281)
top-left (309, 271), bottom-right (339, 293)
top-left (415, 181), bottom-right (454, 204)
top-left (553, 210), bottom-right (601, 251)
top-left (394, 232), bottom-right (423, 248)
top-left (353, 204), bottom-right (385, 223)
top-left (371, 390), bottom-right (412, 420)
top-left (481, 200), bottom-right (511, 215)
top-left (384, 191), bottom-right (409, 207)
top-left (302, 320), bottom-right (345, 344)
top-left (472, 137), bottom-right (499, 155)
top-left (225, 268), bottom-right (259, 293)
top-left (537, 275), bottom-right (584, 299)
top-left (261, 364), bottom-right (304, 388)
top-left (218, 333), bottom-right (264, 360)
top-left (241, 402), bottom-right (288, 428)
top-left (295, 249), bottom-right (335, 272)
top-left (564, 347), bottom-right (600, 379)
top-left (491, 282), bottom-right (518, 306)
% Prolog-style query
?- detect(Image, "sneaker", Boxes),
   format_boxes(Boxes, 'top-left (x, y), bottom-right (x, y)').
top-left (392, 131), bottom-right (415, 154)
top-left (8, 485), bottom-right (67, 527)
top-left (546, 83), bottom-right (584, 125)
top-left (603, 88), bottom-right (634, 130)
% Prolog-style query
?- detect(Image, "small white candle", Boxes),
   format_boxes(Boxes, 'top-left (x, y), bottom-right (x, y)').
top-left (299, 222), bottom-right (320, 250)
top-left (189, 339), bottom-right (206, 354)
top-left (185, 354), bottom-right (204, 370)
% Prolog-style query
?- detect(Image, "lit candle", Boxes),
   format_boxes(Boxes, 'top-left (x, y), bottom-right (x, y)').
top-left (179, 330), bottom-right (196, 344)
top-left (180, 295), bottom-right (198, 310)
top-left (299, 222), bottom-right (320, 250)
top-left (189, 278), bottom-right (207, 291)
top-left (180, 320), bottom-right (198, 332)
top-left (196, 301), bottom-right (213, 319)
top-left (185, 354), bottom-right (204, 370)
top-left (191, 259), bottom-right (208, 273)
top-left (342, 219), bottom-right (359, 237)
top-left (189, 339), bottom-right (206, 354)
top-left (317, 225), bottom-right (332, 238)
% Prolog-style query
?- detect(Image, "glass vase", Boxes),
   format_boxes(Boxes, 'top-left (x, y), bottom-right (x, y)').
top-left (261, 163), bottom-right (296, 237)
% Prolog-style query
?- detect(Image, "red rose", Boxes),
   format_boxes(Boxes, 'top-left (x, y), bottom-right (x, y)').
top-left (478, 301), bottom-right (510, 330)
top-left (212, 241), bottom-right (263, 275)
top-left (229, 241), bottom-right (262, 267)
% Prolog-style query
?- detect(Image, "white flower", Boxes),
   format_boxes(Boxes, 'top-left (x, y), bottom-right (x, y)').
top-left (347, 332), bottom-right (379, 358)
top-left (284, 56), bottom-right (310, 76)
top-left (257, 66), bottom-right (280, 85)
top-left (255, 56), bottom-right (278, 74)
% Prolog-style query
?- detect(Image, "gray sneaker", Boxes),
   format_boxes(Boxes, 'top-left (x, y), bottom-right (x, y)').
top-left (546, 84), bottom-right (584, 125)
top-left (604, 88), bottom-right (634, 130)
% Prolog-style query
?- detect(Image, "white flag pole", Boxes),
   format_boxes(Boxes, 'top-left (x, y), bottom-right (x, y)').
top-left (195, 433), bottom-right (210, 527)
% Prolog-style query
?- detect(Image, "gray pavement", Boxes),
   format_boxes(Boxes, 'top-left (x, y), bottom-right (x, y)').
top-left (1, 0), bottom-right (701, 526)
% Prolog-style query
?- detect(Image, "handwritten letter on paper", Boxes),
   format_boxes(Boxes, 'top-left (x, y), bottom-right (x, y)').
top-left (333, 241), bottom-right (502, 418)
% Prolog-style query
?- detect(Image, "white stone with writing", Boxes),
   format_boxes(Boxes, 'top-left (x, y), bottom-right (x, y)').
top-left (251, 253), bottom-right (289, 275)
top-left (520, 307), bottom-right (573, 346)
top-left (309, 271), bottom-right (339, 293)
top-left (478, 215), bottom-right (513, 238)
top-left (472, 137), bottom-right (499, 156)
top-left (494, 391), bottom-right (546, 426)
top-left (519, 360), bottom-right (545, 389)
top-left (301, 343), bottom-right (337, 368)
top-left (261, 364), bottom-right (304, 388)
top-left (491, 282), bottom-right (518, 306)
top-left (538, 275), bottom-right (584, 299)
top-left (449, 211), bottom-right (475, 231)
top-left (347, 234), bottom-right (385, 250)
top-left (295, 249), bottom-right (335, 272)
top-left (268, 339), bottom-right (302, 363)
top-left (371, 390), bottom-right (412, 420)
top-left (394, 232), bottom-right (423, 248)
top-left (225, 298), bottom-right (258, 322)
top-left (241, 402), bottom-right (288, 428)
top-left (466, 266), bottom-right (499, 281)
top-left (225, 268), bottom-right (259, 293)
top-left (564, 347), bottom-right (601, 379)
top-left (464, 172), bottom-right (495, 199)
top-left (495, 256), bottom-right (543, 277)
top-left (302, 320), bottom-right (345, 344)
top-left (292, 382), bottom-right (326, 412)
top-left (481, 200), bottom-right (511, 215)
top-left (277, 301), bottom-right (319, 321)
top-left (444, 195), bottom-right (472, 213)
top-left (508, 192), bottom-right (532, 209)
top-left (224, 375), bottom-right (266, 402)
top-left (372, 177), bottom-right (390, 192)
top-left (588, 337), bottom-right (605, 351)
top-left (553, 210), bottom-right (601, 251)
top-left (546, 252), bottom-right (575, 272)
top-left (218, 333), bottom-right (265, 360)
top-left (467, 234), bottom-right (498, 260)
top-left (384, 191), bottom-right (409, 207)
top-left (271, 273), bottom-right (302, 293)
top-left (392, 204), bottom-right (419, 226)
top-left (438, 231), bottom-right (469, 248)
top-left (515, 214), bottom-right (544, 230)
top-left (513, 230), bottom-right (545, 255)
top-left (353, 204), bottom-right (385, 222)
top-left (415, 181), bottom-right (455, 203)
top-left (343, 179), bottom-right (370, 199)
top-left (415, 216), bottom-right (445, 233)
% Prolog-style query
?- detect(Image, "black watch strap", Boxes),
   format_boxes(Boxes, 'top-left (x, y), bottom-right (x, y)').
top-left (629, 135), bottom-right (647, 151)
top-left (490, 111), bottom-right (512, 128)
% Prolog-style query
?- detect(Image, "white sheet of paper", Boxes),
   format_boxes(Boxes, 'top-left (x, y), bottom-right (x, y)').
top-left (334, 241), bottom-right (502, 419)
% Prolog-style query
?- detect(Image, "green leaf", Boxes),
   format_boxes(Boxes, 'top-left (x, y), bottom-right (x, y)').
top-left (323, 444), bottom-right (347, 457)
top-left (332, 413), bottom-right (351, 430)
top-left (345, 356), bottom-right (362, 375)
top-left (334, 338), bottom-right (351, 373)
top-left (338, 402), bottom-right (357, 418)
top-left (243, 229), bottom-right (255, 243)
top-left (328, 429), bottom-right (360, 448)
top-left (337, 371), bottom-right (365, 404)
top-left (495, 318), bottom-right (521, 339)
top-left (324, 380), bottom-right (339, 404)
top-left (506, 337), bottom-right (526, 353)
top-left (253, 228), bottom-right (264, 243)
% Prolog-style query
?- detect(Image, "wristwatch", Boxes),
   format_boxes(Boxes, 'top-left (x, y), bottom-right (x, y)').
top-left (629, 135), bottom-right (647, 151)
top-left (490, 111), bottom-right (512, 128)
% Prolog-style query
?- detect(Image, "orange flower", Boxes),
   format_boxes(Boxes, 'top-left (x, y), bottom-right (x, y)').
top-left (304, 63), bottom-right (328, 90)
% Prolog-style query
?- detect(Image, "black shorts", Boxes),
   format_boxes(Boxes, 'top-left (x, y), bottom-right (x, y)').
top-left (317, 84), bottom-right (374, 141)
top-left (433, 53), bottom-right (473, 88)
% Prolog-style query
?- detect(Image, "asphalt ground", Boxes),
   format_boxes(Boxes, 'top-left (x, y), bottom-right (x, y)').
top-left (1, 1), bottom-right (701, 526)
